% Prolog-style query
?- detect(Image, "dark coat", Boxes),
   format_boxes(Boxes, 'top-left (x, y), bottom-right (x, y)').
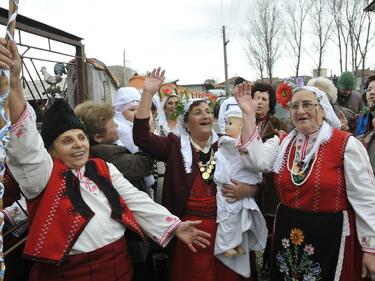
top-left (89, 144), bottom-right (153, 193)
top-left (258, 115), bottom-right (287, 215)
top-left (133, 117), bottom-right (218, 218)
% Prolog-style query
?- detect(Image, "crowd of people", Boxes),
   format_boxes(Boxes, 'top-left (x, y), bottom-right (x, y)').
top-left (0, 38), bottom-right (375, 281)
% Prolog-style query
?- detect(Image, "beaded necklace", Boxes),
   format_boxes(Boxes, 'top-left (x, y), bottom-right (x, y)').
top-left (286, 138), bottom-right (318, 186)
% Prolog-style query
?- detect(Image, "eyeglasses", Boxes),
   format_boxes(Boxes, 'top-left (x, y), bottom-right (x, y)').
top-left (290, 102), bottom-right (318, 112)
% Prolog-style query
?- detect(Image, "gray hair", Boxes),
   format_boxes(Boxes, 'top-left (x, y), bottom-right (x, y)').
top-left (307, 77), bottom-right (338, 104)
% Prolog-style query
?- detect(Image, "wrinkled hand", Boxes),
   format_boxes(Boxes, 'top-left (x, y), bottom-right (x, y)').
top-left (338, 111), bottom-right (349, 131)
top-left (175, 220), bottom-right (211, 253)
top-left (235, 82), bottom-right (257, 115)
top-left (362, 252), bottom-right (375, 280)
top-left (143, 67), bottom-right (165, 96)
top-left (0, 39), bottom-right (21, 80)
top-left (222, 179), bottom-right (258, 203)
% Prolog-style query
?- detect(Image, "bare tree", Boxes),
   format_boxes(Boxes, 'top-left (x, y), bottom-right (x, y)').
top-left (283, 0), bottom-right (309, 77)
top-left (330, 0), bottom-right (375, 78)
top-left (348, 0), bottom-right (375, 75)
top-left (243, 39), bottom-right (265, 80)
top-left (329, 0), bottom-right (349, 72)
top-left (242, 0), bottom-right (283, 83)
top-left (310, 0), bottom-right (333, 77)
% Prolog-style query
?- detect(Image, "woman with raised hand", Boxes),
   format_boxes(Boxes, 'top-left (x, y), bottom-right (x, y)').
top-left (235, 82), bottom-right (375, 281)
top-left (133, 68), bottom-right (258, 281)
top-left (1, 39), bottom-right (210, 281)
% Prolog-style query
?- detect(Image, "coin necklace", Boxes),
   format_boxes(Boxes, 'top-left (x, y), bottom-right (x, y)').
top-left (197, 150), bottom-right (216, 181)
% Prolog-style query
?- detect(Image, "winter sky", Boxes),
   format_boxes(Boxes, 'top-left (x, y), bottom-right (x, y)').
top-left (1, 0), bottom-right (374, 85)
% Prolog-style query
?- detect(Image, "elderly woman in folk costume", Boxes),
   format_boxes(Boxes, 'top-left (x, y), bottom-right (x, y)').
top-left (133, 68), bottom-right (259, 281)
top-left (155, 84), bottom-right (180, 137)
top-left (235, 83), bottom-right (375, 280)
top-left (0, 39), bottom-right (210, 281)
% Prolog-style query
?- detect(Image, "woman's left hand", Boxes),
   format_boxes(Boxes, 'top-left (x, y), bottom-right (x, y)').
top-left (222, 179), bottom-right (259, 202)
top-left (175, 220), bottom-right (211, 253)
top-left (144, 67), bottom-right (165, 96)
top-left (362, 252), bottom-right (375, 280)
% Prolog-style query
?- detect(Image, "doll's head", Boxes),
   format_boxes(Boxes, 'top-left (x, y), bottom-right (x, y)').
top-left (225, 106), bottom-right (243, 138)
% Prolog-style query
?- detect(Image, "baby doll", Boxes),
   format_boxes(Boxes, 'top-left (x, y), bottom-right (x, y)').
top-left (213, 106), bottom-right (267, 278)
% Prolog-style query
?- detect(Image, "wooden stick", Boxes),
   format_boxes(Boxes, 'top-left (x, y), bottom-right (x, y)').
top-left (0, 1), bottom-right (19, 279)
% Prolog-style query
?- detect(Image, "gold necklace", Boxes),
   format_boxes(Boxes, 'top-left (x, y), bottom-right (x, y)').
top-left (197, 151), bottom-right (216, 181)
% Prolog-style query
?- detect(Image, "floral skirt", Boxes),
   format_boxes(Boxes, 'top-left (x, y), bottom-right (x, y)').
top-left (271, 204), bottom-right (344, 281)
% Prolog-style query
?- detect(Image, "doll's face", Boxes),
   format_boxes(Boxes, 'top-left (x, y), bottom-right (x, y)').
top-left (225, 116), bottom-right (242, 138)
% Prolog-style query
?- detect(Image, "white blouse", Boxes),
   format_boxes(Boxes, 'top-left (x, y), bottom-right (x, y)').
top-left (5, 104), bottom-right (180, 254)
top-left (237, 128), bottom-right (375, 254)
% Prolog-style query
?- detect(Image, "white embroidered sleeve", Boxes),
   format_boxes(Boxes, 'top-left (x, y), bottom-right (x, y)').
top-left (239, 132), bottom-right (279, 173)
top-left (109, 163), bottom-right (181, 247)
top-left (5, 103), bottom-right (53, 199)
top-left (344, 136), bottom-right (375, 253)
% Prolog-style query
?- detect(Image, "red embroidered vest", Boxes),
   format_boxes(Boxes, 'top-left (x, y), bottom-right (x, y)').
top-left (275, 129), bottom-right (351, 212)
top-left (24, 158), bottom-right (145, 264)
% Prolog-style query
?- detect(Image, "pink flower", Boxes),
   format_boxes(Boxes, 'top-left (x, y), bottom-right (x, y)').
top-left (165, 216), bottom-right (175, 223)
top-left (163, 88), bottom-right (172, 95)
top-left (304, 244), bottom-right (315, 255)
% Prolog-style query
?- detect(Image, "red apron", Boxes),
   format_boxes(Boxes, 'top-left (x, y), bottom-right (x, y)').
top-left (170, 175), bottom-right (254, 281)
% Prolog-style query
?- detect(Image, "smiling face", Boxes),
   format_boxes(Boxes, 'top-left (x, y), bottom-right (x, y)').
top-left (49, 129), bottom-right (90, 169)
top-left (290, 90), bottom-right (324, 134)
top-left (253, 91), bottom-right (270, 118)
top-left (185, 101), bottom-right (213, 140)
top-left (164, 96), bottom-right (179, 119)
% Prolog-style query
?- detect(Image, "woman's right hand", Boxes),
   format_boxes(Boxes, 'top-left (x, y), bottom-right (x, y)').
top-left (0, 39), bottom-right (21, 80)
top-left (143, 67), bottom-right (165, 96)
top-left (235, 82), bottom-right (257, 115)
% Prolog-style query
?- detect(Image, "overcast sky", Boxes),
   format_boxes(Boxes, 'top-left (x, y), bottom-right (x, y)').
top-left (1, 0), bottom-right (374, 85)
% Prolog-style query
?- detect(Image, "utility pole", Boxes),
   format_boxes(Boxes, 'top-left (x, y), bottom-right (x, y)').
top-left (222, 26), bottom-right (230, 96)
top-left (123, 50), bottom-right (127, 86)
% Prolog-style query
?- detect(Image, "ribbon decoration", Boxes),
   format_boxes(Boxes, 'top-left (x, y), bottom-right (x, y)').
top-left (0, 1), bottom-right (19, 279)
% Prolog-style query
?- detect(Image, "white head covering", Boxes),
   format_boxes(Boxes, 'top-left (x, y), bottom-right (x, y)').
top-left (156, 94), bottom-right (179, 136)
top-left (302, 86), bottom-right (341, 128)
top-left (273, 86), bottom-right (340, 173)
top-left (224, 105), bottom-right (242, 121)
top-left (176, 98), bottom-right (218, 173)
top-left (113, 87), bottom-right (141, 113)
top-left (112, 87), bottom-right (141, 154)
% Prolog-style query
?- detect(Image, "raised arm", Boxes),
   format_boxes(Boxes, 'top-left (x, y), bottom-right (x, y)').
top-left (0, 39), bottom-right (25, 123)
top-left (1, 39), bottom-right (53, 198)
top-left (136, 67), bottom-right (165, 119)
top-left (234, 83), bottom-right (258, 143)
top-left (133, 67), bottom-right (175, 161)
top-left (233, 82), bottom-right (279, 172)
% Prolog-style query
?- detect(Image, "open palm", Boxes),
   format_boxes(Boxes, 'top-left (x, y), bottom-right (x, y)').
top-left (143, 67), bottom-right (166, 95)
top-left (234, 83), bottom-right (257, 115)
